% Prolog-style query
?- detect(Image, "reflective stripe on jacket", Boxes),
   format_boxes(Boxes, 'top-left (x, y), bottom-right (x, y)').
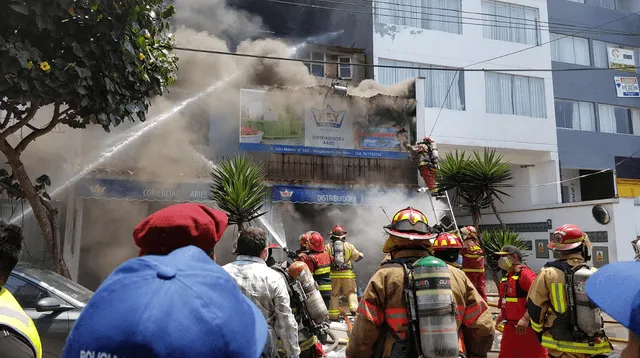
top-left (308, 252), bottom-right (332, 292)
top-left (345, 249), bottom-right (495, 358)
top-left (325, 241), bottom-right (363, 279)
top-left (0, 287), bottom-right (42, 358)
top-left (526, 253), bottom-right (612, 356)
top-left (461, 238), bottom-right (485, 272)
top-left (499, 265), bottom-right (535, 322)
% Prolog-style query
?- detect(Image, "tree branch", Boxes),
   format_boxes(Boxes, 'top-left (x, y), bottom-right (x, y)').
top-left (0, 100), bottom-right (40, 140)
top-left (15, 103), bottom-right (62, 154)
top-left (1, 109), bottom-right (11, 130)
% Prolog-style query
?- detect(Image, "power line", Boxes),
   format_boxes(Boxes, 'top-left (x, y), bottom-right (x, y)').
top-left (173, 46), bottom-right (640, 72)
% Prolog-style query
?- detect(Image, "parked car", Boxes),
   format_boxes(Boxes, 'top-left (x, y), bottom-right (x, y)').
top-left (4, 262), bottom-right (93, 358)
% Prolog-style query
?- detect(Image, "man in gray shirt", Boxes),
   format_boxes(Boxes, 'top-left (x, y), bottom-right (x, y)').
top-left (224, 227), bottom-right (300, 357)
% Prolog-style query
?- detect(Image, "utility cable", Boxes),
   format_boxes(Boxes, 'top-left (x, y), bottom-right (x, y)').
top-left (173, 46), bottom-right (640, 72)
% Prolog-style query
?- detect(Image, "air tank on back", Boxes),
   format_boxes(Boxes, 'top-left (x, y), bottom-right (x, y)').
top-left (288, 261), bottom-right (329, 323)
top-left (412, 256), bottom-right (459, 358)
top-left (573, 266), bottom-right (603, 336)
top-left (332, 240), bottom-right (345, 268)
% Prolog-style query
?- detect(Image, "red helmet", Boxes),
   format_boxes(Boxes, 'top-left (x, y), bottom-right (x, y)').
top-left (307, 231), bottom-right (325, 252)
top-left (433, 233), bottom-right (463, 251)
top-left (383, 207), bottom-right (434, 240)
top-left (549, 224), bottom-right (590, 251)
top-left (299, 233), bottom-right (310, 250)
top-left (268, 243), bottom-right (280, 249)
top-left (329, 225), bottom-right (347, 239)
top-left (460, 226), bottom-right (478, 240)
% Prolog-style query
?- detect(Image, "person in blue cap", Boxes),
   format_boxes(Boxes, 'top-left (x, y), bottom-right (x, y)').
top-left (585, 260), bottom-right (640, 358)
top-left (62, 203), bottom-right (269, 358)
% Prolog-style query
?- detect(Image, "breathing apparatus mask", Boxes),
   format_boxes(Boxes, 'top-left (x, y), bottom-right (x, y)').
top-left (497, 255), bottom-right (514, 271)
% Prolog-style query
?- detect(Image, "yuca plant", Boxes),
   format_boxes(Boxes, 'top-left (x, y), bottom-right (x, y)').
top-left (210, 155), bottom-right (267, 231)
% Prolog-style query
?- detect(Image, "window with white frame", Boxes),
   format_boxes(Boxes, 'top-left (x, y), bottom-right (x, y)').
top-left (586, 0), bottom-right (640, 11)
top-left (374, 0), bottom-right (462, 34)
top-left (338, 56), bottom-right (353, 79)
top-left (555, 99), bottom-right (596, 131)
top-left (550, 34), bottom-right (590, 66)
top-left (485, 72), bottom-right (546, 118)
top-left (304, 51), bottom-right (325, 77)
top-left (592, 40), bottom-right (640, 73)
top-left (597, 104), bottom-right (639, 134)
top-left (567, 0), bottom-right (584, 3)
top-left (377, 59), bottom-right (465, 110)
top-left (586, 0), bottom-right (615, 9)
top-left (482, 0), bottom-right (540, 45)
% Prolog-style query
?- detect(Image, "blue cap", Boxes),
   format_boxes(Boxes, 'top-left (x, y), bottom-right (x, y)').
top-left (585, 261), bottom-right (640, 336)
top-left (62, 246), bottom-right (268, 358)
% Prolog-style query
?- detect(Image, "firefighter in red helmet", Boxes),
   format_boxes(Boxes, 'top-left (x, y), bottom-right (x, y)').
top-left (397, 129), bottom-right (440, 193)
top-left (432, 232), bottom-right (464, 268)
top-left (346, 207), bottom-right (494, 358)
top-left (460, 226), bottom-right (488, 301)
top-left (494, 245), bottom-right (548, 358)
top-left (527, 224), bottom-right (611, 358)
top-left (325, 225), bottom-right (364, 320)
top-left (296, 231), bottom-right (333, 308)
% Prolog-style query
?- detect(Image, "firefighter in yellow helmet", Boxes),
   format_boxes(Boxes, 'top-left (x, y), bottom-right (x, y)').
top-left (527, 224), bottom-right (612, 358)
top-left (325, 225), bottom-right (364, 320)
top-left (346, 207), bottom-right (495, 358)
top-left (0, 221), bottom-right (42, 358)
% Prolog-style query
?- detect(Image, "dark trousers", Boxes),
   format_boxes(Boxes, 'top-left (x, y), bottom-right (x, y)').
top-left (0, 327), bottom-right (35, 358)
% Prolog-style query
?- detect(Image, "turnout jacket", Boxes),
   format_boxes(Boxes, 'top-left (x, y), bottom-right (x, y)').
top-left (345, 249), bottom-right (495, 358)
top-left (325, 241), bottom-right (364, 279)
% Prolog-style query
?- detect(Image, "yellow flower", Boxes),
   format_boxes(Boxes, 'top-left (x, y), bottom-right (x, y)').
top-left (138, 53), bottom-right (145, 61)
top-left (39, 61), bottom-right (51, 72)
top-left (27, 61), bottom-right (33, 70)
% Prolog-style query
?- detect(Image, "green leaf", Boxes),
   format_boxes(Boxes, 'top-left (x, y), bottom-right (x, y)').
top-left (36, 174), bottom-right (51, 186)
top-left (41, 192), bottom-right (51, 200)
top-left (0, 169), bottom-right (9, 178)
top-left (72, 42), bottom-right (83, 57)
top-left (9, 4), bottom-right (29, 15)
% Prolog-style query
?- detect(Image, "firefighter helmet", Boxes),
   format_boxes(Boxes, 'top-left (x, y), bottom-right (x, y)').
top-left (299, 232), bottom-right (310, 250)
top-left (329, 225), bottom-right (347, 239)
top-left (549, 224), bottom-right (591, 251)
top-left (433, 232), bottom-right (463, 251)
top-left (307, 231), bottom-right (325, 252)
top-left (383, 207), bottom-right (434, 240)
top-left (268, 243), bottom-right (280, 249)
top-left (460, 226), bottom-right (478, 240)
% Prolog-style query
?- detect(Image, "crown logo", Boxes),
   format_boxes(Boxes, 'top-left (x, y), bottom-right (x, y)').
top-left (279, 190), bottom-right (293, 201)
top-left (311, 105), bottom-right (346, 128)
top-left (89, 185), bottom-right (106, 193)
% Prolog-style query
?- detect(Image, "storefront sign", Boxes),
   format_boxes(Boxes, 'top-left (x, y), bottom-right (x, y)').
top-left (271, 185), bottom-right (414, 205)
top-left (608, 47), bottom-right (636, 72)
top-left (239, 89), bottom-right (410, 159)
top-left (614, 76), bottom-right (640, 97)
top-left (77, 178), bottom-right (211, 202)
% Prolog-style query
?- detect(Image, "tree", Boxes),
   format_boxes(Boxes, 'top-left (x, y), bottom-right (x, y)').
top-left (0, 0), bottom-right (178, 277)
top-left (210, 155), bottom-right (267, 232)
top-left (481, 229), bottom-right (529, 286)
top-left (437, 149), bottom-right (513, 228)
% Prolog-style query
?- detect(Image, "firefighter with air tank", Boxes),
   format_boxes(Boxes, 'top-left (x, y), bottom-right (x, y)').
top-left (527, 224), bottom-right (612, 358)
top-left (295, 231), bottom-right (333, 308)
top-left (432, 231), bottom-right (464, 268)
top-left (325, 225), bottom-right (364, 320)
top-left (346, 207), bottom-right (495, 358)
top-left (460, 225), bottom-right (488, 301)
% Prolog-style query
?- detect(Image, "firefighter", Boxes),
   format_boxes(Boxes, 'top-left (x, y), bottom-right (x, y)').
top-left (346, 207), bottom-right (495, 358)
top-left (432, 231), bottom-right (464, 268)
top-left (325, 225), bottom-right (364, 320)
top-left (397, 129), bottom-right (440, 193)
top-left (460, 225), bottom-right (488, 301)
top-left (296, 231), bottom-right (333, 308)
top-left (494, 246), bottom-right (548, 358)
top-left (268, 244), bottom-right (327, 358)
top-left (527, 224), bottom-right (612, 358)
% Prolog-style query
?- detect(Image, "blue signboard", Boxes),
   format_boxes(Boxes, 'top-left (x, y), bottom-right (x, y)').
top-left (271, 185), bottom-right (415, 205)
top-left (76, 178), bottom-right (211, 202)
top-left (240, 143), bottom-right (407, 159)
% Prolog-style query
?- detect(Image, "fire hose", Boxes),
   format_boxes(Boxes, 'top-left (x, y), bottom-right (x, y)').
top-left (323, 330), bottom-right (340, 353)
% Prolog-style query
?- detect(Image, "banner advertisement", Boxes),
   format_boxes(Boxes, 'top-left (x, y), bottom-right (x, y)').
top-left (239, 89), bottom-right (411, 159)
top-left (76, 178), bottom-right (210, 202)
top-left (607, 47), bottom-right (636, 72)
top-left (271, 185), bottom-right (415, 206)
top-left (614, 76), bottom-right (640, 98)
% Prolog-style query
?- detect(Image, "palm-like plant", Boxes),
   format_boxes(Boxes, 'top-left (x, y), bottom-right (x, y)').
top-left (437, 149), bottom-right (513, 227)
top-left (482, 230), bottom-right (530, 281)
top-left (210, 155), bottom-right (267, 231)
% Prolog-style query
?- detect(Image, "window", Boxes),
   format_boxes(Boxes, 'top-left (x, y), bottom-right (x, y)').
top-left (592, 41), bottom-right (640, 73)
top-left (550, 34), bottom-right (590, 66)
top-left (597, 104), bottom-right (638, 134)
top-left (304, 51), bottom-right (325, 77)
top-left (586, 0), bottom-right (640, 11)
top-left (482, 0), bottom-right (540, 45)
top-left (378, 58), bottom-right (465, 110)
top-left (338, 56), bottom-right (353, 79)
top-left (586, 0), bottom-right (615, 9)
top-left (567, 0), bottom-right (584, 3)
top-left (485, 72), bottom-right (546, 118)
top-left (555, 100), bottom-right (596, 131)
top-left (4, 275), bottom-right (49, 309)
top-left (374, 0), bottom-right (462, 34)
